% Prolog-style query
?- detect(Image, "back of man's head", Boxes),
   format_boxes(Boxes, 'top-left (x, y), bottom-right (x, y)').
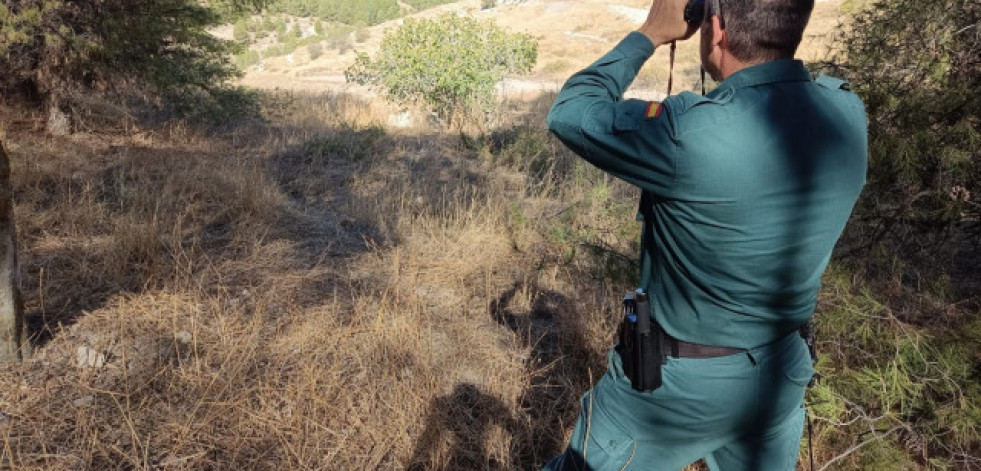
top-left (722, 0), bottom-right (815, 63)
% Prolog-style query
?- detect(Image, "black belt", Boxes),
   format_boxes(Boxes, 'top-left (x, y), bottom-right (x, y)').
top-left (661, 334), bottom-right (744, 359)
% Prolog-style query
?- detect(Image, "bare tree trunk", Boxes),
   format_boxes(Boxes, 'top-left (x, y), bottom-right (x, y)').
top-left (0, 140), bottom-right (29, 361)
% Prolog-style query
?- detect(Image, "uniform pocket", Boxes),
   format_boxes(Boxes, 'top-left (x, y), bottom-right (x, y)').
top-left (782, 337), bottom-right (816, 388)
top-left (579, 391), bottom-right (638, 470)
top-left (612, 100), bottom-right (647, 133)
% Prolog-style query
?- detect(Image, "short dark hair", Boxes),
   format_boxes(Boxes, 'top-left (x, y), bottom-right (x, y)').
top-left (721, 0), bottom-right (815, 62)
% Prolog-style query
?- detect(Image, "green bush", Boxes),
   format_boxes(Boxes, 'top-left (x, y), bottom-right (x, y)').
top-left (233, 19), bottom-right (250, 41)
top-left (235, 49), bottom-right (261, 68)
top-left (307, 42), bottom-right (323, 60)
top-left (262, 15), bottom-right (275, 31)
top-left (345, 15), bottom-right (537, 128)
top-left (829, 0), bottom-right (981, 251)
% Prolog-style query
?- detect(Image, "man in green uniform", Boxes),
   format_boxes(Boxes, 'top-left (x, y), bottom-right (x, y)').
top-left (544, 0), bottom-right (867, 469)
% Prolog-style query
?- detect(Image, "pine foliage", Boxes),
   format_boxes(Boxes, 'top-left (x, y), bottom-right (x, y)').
top-left (810, 267), bottom-right (981, 469)
top-left (830, 0), bottom-right (981, 249)
top-left (0, 0), bottom-right (266, 121)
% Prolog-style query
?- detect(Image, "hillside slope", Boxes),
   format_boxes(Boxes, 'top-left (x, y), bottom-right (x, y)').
top-left (240, 0), bottom-right (846, 97)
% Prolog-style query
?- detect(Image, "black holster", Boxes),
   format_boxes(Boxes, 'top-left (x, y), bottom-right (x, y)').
top-left (616, 291), bottom-right (665, 392)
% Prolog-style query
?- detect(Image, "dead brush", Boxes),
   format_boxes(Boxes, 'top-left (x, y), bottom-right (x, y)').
top-left (0, 90), bottom-right (652, 470)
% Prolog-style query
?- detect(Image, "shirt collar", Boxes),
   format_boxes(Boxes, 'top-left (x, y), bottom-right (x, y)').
top-left (717, 59), bottom-right (812, 91)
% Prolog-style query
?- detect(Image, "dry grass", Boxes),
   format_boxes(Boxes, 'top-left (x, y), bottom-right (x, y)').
top-left (0, 92), bottom-right (646, 470)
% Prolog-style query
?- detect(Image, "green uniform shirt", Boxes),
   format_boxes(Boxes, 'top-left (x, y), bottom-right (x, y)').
top-left (547, 32), bottom-right (867, 349)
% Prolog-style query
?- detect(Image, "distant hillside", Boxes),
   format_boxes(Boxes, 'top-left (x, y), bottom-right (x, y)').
top-left (236, 0), bottom-right (847, 98)
top-left (264, 0), bottom-right (457, 26)
top-left (225, 0), bottom-right (465, 73)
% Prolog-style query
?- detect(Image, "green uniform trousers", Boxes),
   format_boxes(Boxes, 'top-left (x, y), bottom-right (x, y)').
top-left (543, 331), bottom-right (813, 471)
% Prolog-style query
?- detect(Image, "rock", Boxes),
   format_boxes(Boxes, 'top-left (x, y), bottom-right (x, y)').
top-left (76, 346), bottom-right (106, 368)
top-left (397, 367), bottom-right (413, 381)
top-left (73, 395), bottom-right (95, 407)
top-left (175, 331), bottom-right (192, 344)
top-left (47, 104), bottom-right (71, 136)
top-left (387, 111), bottom-right (412, 128)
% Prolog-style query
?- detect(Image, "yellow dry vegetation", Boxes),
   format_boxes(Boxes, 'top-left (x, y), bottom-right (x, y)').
top-left (0, 92), bottom-right (659, 469)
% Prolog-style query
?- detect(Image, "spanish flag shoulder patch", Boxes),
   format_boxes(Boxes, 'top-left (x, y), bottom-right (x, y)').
top-left (645, 102), bottom-right (663, 119)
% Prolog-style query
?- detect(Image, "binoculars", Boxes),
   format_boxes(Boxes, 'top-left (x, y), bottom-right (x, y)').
top-left (684, 0), bottom-right (705, 25)
top-left (684, 0), bottom-right (720, 26)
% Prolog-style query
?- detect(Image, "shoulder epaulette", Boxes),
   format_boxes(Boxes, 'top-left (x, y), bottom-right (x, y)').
top-left (667, 91), bottom-right (718, 114)
top-left (815, 75), bottom-right (851, 91)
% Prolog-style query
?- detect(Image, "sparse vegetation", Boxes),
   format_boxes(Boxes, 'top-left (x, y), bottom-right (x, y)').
top-left (265, 0), bottom-right (400, 25)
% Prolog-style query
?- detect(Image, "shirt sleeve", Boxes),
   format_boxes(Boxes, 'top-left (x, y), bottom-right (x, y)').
top-left (546, 32), bottom-right (679, 197)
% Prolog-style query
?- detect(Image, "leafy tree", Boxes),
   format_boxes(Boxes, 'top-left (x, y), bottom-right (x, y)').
top-left (346, 15), bottom-right (537, 127)
top-left (828, 0), bottom-right (980, 252)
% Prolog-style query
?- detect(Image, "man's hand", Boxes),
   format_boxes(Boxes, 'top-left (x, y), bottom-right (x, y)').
top-left (637, 0), bottom-right (699, 47)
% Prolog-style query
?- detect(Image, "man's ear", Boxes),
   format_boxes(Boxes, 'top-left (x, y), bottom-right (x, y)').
top-left (710, 15), bottom-right (726, 49)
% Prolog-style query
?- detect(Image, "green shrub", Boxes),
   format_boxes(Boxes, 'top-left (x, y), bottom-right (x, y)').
top-left (235, 49), bottom-right (261, 68)
top-left (233, 19), bottom-right (250, 41)
top-left (307, 42), bottom-right (323, 60)
top-left (345, 14), bottom-right (537, 128)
